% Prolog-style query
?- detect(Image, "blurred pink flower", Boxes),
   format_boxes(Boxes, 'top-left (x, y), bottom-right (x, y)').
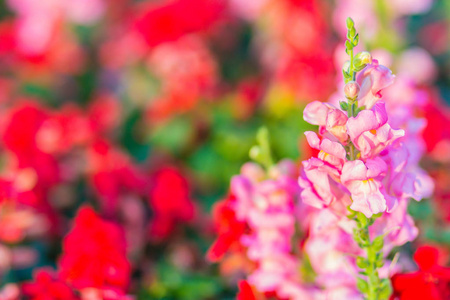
top-left (397, 47), bottom-right (437, 84)
top-left (370, 199), bottom-right (418, 253)
top-left (0, 284), bottom-right (20, 300)
top-left (390, 0), bottom-right (433, 16)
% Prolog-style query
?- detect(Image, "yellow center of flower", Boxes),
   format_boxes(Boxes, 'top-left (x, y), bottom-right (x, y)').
top-left (362, 178), bottom-right (375, 184)
top-left (319, 150), bottom-right (329, 159)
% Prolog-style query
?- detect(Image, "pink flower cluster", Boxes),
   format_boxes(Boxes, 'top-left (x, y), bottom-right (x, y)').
top-left (210, 57), bottom-right (435, 298)
top-left (210, 160), bottom-right (319, 299)
top-left (300, 59), bottom-right (433, 296)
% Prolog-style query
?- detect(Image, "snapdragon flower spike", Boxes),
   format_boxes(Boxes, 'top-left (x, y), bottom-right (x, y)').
top-left (299, 18), bottom-right (431, 300)
top-left (229, 160), bottom-right (315, 298)
top-left (301, 103), bottom-right (402, 217)
top-left (209, 129), bottom-right (320, 299)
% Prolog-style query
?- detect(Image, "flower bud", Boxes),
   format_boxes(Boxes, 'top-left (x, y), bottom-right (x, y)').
top-left (354, 51), bottom-right (373, 71)
top-left (346, 17), bottom-right (354, 29)
top-left (343, 61), bottom-right (351, 73)
top-left (344, 81), bottom-right (360, 100)
top-left (356, 51), bottom-right (373, 65)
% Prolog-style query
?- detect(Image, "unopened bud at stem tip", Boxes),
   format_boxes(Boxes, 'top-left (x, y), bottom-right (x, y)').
top-left (344, 81), bottom-right (360, 100)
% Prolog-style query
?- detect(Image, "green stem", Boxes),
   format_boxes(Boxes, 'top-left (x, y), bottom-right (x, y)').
top-left (344, 18), bottom-right (390, 300)
top-left (249, 127), bottom-right (274, 170)
top-left (349, 49), bottom-right (356, 83)
top-left (353, 213), bottom-right (389, 300)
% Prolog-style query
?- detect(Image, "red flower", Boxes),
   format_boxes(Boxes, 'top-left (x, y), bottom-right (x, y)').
top-left (22, 269), bottom-right (79, 300)
top-left (148, 167), bottom-right (195, 239)
top-left (145, 36), bottom-right (218, 122)
top-left (206, 195), bottom-right (246, 262)
top-left (86, 140), bottom-right (147, 214)
top-left (237, 280), bottom-right (257, 300)
top-left (132, 0), bottom-right (227, 48)
top-left (422, 100), bottom-right (450, 153)
top-left (2, 101), bottom-right (60, 190)
top-left (59, 206), bottom-right (131, 291)
top-left (391, 246), bottom-right (450, 300)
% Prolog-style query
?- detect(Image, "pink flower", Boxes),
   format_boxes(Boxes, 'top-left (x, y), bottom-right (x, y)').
top-left (230, 176), bottom-right (253, 222)
top-left (304, 131), bottom-right (347, 169)
top-left (397, 47), bottom-right (436, 84)
top-left (382, 141), bottom-right (434, 201)
top-left (356, 60), bottom-right (395, 109)
top-left (304, 209), bottom-right (360, 291)
top-left (303, 101), bottom-right (348, 143)
top-left (63, 0), bottom-right (105, 25)
top-left (341, 158), bottom-right (397, 217)
top-left (370, 199), bottom-right (418, 252)
top-left (390, 0), bottom-right (433, 16)
top-left (303, 101), bottom-right (332, 126)
top-left (224, 159), bottom-right (305, 296)
top-left (247, 253), bottom-right (298, 292)
top-left (0, 284), bottom-right (20, 300)
top-left (347, 102), bottom-right (404, 159)
top-left (299, 158), bottom-right (343, 209)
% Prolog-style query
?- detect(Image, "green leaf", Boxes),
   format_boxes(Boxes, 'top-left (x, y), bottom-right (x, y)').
top-left (345, 40), bottom-right (354, 51)
top-left (340, 101), bottom-right (349, 111)
top-left (357, 213), bottom-right (369, 227)
top-left (376, 259), bottom-right (385, 268)
top-left (372, 236), bottom-right (384, 252)
top-left (356, 256), bottom-right (369, 269)
top-left (353, 33), bottom-right (359, 46)
top-left (351, 103), bottom-right (357, 116)
top-left (356, 106), bottom-right (366, 114)
top-left (346, 17), bottom-right (355, 29)
top-left (379, 278), bottom-right (392, 300)
top-left (357, 277), bottom-right (369, 293)
top-left (367, 248), bottom-right (377, 262)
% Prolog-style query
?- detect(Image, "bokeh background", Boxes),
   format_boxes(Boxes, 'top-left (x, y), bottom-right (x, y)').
top-left (0, 0), bottom-right (450, 299)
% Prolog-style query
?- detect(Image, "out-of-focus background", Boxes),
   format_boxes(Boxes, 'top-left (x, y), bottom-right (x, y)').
top-left (0, 0), bottom-right (450, 299)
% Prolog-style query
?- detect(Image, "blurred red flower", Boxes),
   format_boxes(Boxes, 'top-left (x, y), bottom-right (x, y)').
top-left (22, 269), bottom-right (79, 300)
top-left (132, 0), bottom-right (227, 48)
top-left (237, 280), bottom-right (257, 300)
top-left (148, 167), bottom-right (195, 240)
top-left (86, 140), bottom-right (147, 214)
top-left (2, 102), bottom-right (60, 190)
top-left (206, 194), bottom-right (246, 262)
top-left (59, 206), bottom-right (131, 291)
top-left (391, 245), bottom-right (450, 300)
